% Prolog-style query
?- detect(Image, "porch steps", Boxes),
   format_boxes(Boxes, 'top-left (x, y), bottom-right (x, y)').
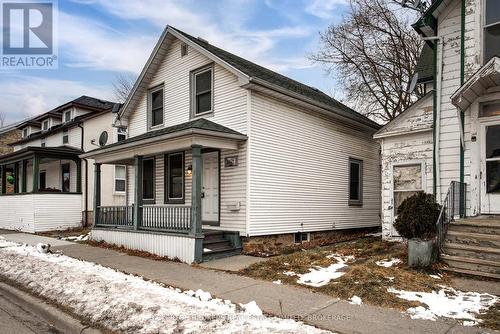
top-left (441, 217), bottom-right (500, 280)
top-left (202, 230), bottom-right (242, 261)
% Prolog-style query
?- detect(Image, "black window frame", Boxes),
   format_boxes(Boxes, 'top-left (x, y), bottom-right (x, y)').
top-left (148, 85), bottom-right (164, 129)
top-left (39, 170), bottom-right (46, 190)
top-left (142, 157), bottom-right (155, 204)
top-left (484, 0), bottom-right (500, 63)
top-left (61, 163), bottom-right (70, 193)
top-left (191, 64), bottom-right (214, 118)
top-left (62, 129), bottom-right (69, 144)
top-left (348, 158), bottom-right (363, 206)
top-left (164, 152), bottom-right (185, 204)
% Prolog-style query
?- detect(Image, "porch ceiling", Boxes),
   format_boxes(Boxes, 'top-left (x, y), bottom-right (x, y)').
top-left (451, 57), bottom-right (500, 111)
top-left (0, 146), bottom-right (83, 165)
top-left (81, 119), bottom-right (247, 164)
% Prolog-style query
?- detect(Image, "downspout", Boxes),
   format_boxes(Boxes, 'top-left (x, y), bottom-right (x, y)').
top-left (459, 0), bottom-right (466, 217)
top-left (423, 35), bottom-right (443, 202)
top-left (78, 123), bottom-right (89, 227)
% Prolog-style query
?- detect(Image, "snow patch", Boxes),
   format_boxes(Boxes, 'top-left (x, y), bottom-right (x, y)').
top-left (203, 248), bottom-right (212, 253)
top-left (388, 286), bottom-right (498, 324)
top-left (365, 232), bottom-right (382, 237)
top-left (429, 274), bottom-right (442, 280)
top-left (61, 234), bottom-right (89, 241)
top-left (375, 258), bottom-right (401, 268)
top-left (296, 255), bottom-right (354, 287)
top-left (283, 271), bottom-right (296, 276)
top-left (349, 296), bottom-right (362, 305)
top-left (386, 277), bottom-right (395, 282)
top-left (36, 243), bottom-right (50, 253)
top-left (273, 280), bottom-right (282, 285)
top-left (0, 239), bottom-right (331, 333)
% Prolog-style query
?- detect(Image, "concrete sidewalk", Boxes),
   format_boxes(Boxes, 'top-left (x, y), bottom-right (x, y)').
top-left (1, 231), bottom-right (495, 334)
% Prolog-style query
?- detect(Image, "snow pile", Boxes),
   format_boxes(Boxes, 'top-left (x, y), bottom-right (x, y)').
top-left (272, 280), bottom-right (282, 285)
top-left (61, 234), bottom-right (89, 241)
top-left (296, 255), bottom-right (354, 287)
top-left (375, 258), bottom-right (401, 268)
top-left (388, 286), bottom-right (498, 325)
top-left (349, 296), bottom-right (362, 305)
top-left (0, 239), bottom-right (331, 334)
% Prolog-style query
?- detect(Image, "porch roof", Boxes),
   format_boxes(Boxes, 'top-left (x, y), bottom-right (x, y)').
top-left (451, 57), bottom-right (500, 111)
top-left (0, 146), bottom-right (83, 165)
top-left (81, 118), bottom-right (247, 164)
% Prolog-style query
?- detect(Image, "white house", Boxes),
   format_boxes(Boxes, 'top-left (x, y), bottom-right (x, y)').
top-left (83, 26), bottom-right (382, 263)
top-left (376, 0), bottom-right (500, 278)
top-left (0, 96), bottom-right (125, 232)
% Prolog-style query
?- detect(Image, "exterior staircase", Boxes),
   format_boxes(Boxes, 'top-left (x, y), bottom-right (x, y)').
top-left (202, 230), bottom-right (242, 261)
top-left (441, 216), bottom-right (500, 280)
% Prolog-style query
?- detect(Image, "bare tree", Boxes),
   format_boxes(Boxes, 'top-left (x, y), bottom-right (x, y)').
top-left (112, 73), bottom-right (136, 103)
top-left (311, 0), bottom-right (424, 123)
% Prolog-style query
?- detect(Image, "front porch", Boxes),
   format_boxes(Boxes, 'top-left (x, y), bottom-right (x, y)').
top-left (85, 119), bottom-right (247, 263)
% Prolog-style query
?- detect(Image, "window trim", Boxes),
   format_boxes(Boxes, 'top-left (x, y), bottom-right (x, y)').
top-left (348, 158), bottom-right (363, 207)
top-left (142, 157), bottom-right (155, 204)
top-left (190, 63), bottom-right (214, 118)
top-left (164, 152), bottom-right (185, 204)
top-left (62, 129), bottom-right (69, 145)
top-left (147, 84), bottom-right (164, 130)
top-left (63, 110), bottom-right (72, 123)
top-left (42, 119), bottom-right (50, 131)
top-left (114, 165), bottom-right (126, 195)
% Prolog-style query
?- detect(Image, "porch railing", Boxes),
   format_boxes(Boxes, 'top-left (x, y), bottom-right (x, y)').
top-left (140, 205), bottom-right (192, 233)
top-left (436, 181), bottom-right (466, 255)
top-left (96, 205), bottom-right (134, 228)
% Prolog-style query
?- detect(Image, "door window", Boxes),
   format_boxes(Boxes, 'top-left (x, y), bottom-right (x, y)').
top-left (393, 164), bottom-right (423, 214)
top-left (486, 125), bottom-right (500, 193)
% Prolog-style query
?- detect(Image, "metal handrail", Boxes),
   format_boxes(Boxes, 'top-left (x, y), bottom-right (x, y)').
top-left (436, 181), bottom-right (466, 256)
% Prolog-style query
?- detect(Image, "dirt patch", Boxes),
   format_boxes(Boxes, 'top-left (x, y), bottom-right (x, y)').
top-left (242, 227), bottom-right (379, 257)
top-left (478, 302), bottom-right (500, 330)
top-left (241, 237), bottom-right (450, 310)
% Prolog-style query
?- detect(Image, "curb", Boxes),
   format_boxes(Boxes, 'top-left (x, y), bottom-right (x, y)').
top-left (0, 282), bottom-right (101, 334)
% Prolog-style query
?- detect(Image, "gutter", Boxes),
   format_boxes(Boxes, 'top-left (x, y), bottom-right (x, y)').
top-left (78, 123), bottom-right (89, 227)
top-left (459, 0), bottom-right (465, 217)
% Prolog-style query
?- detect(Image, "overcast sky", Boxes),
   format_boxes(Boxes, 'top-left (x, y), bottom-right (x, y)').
top-left (0, 0), bottom-right (353, 125)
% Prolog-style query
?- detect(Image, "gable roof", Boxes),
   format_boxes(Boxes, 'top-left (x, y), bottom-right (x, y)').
top-left (374, 92), bottom-right (433, 139)
top-left (119, 26), bottom-right (380, 130)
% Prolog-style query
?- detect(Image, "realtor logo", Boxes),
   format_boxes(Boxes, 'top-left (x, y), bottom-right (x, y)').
top-left (1, 0), bottom-right (58, 69)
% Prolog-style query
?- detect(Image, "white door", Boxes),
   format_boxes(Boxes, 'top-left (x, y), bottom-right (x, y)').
top-left (480, 122), bottom-right (500, 214)
top-left (202, 151), bottom-right (219, 224)
top-left (391, 162), bottom-right (425, 236)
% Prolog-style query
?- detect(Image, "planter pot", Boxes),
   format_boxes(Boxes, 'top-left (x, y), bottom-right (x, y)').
top-left (408, 238), bottom-right (436, 268)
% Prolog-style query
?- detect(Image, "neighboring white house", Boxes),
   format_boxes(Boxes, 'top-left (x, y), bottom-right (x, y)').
top-left (83, 26), bottom-right (382, 263)
top-left (0, 96), bottom-right (124, 232)
top-left (376, 0), bottom-right (500, 236)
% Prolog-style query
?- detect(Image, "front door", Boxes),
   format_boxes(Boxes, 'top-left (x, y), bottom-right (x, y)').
top-left (202, 151), bottom-right (219, 224)
top-left (481, 122), bottom-right (500, 214)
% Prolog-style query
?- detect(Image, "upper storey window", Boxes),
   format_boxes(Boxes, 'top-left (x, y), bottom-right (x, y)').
top-left (148, 85), bottom-right (164, 129)
top-left (484, 0), bottom-right (500, 63)
top-left (191, 64), bottom-right (213, 117)
top-left (42, 119), bottom-right (50, 131)
top-left (22, 127), bottom-right (29, 138)
top-left (63, 110), bottom-right (72, 122)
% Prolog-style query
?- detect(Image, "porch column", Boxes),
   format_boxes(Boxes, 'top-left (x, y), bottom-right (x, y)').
top-left (21, 160), bottom-right (27, 193)
top-left (75, 159), bottom-right (82, 193)
top-left (190, 145), bottom-right (203, 262)
top-left (32, 155), bottom-right (40, 193)
top-left (93, 163), bottom-right (101, 226)
top-left (133, 155), bottom-right (143, 230)
top-left (0, 165), bottom-right (5, 194)
top-left (13, 162), bottom-right (19, 193)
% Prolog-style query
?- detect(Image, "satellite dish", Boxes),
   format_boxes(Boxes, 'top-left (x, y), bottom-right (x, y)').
top-left (408, 73), bottom-right (419, 93)
top-left (98, 131), bottom-right (108, 147)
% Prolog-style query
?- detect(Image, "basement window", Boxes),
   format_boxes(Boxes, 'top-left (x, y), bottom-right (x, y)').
top-left (294, 232), bottom-right (310, 244)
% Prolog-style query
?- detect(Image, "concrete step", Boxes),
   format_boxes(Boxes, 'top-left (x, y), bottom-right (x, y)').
top-left (443, 243), bottom-right (500, 262)
top-left (445, 230), bottom-right (500, 248)
top-left (449, 219), bottom-right (500, 235)
top-left (441, 254), bottom-right (500, 275)
top-left (202, 246), bottom-right (242, 261)
top-left (442, 267), bottom-right (500, 280)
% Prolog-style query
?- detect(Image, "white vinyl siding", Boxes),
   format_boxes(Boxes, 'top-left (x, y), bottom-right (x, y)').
top-left (127, 38), bottom-right (247, 137)
top-left (248, 92), bottom-right (380, 236)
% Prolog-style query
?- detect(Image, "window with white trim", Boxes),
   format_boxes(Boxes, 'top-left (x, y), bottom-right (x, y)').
top-left (63, 110), bottom-right (71, 122)
top-left (348, 158), bottom-right (363, 206)
top-left (42, 119), bottom-right (49, 131)
top-left (22, 128), bottom-right (29, 138)
top-left (148, 86), bottom-right (164, 128)
top-left (484, 0), bottom-right (500, 63)
top-left (294, 232), bottom-right (310, 244)
top-left (62, 129), bottom-right (69, 144)
top-left (191, 65), bottom-right (213, 116)
top-left (117, 127), bottom-right (127, 142)
top-left (114, 165), bottom-right (126, 193)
